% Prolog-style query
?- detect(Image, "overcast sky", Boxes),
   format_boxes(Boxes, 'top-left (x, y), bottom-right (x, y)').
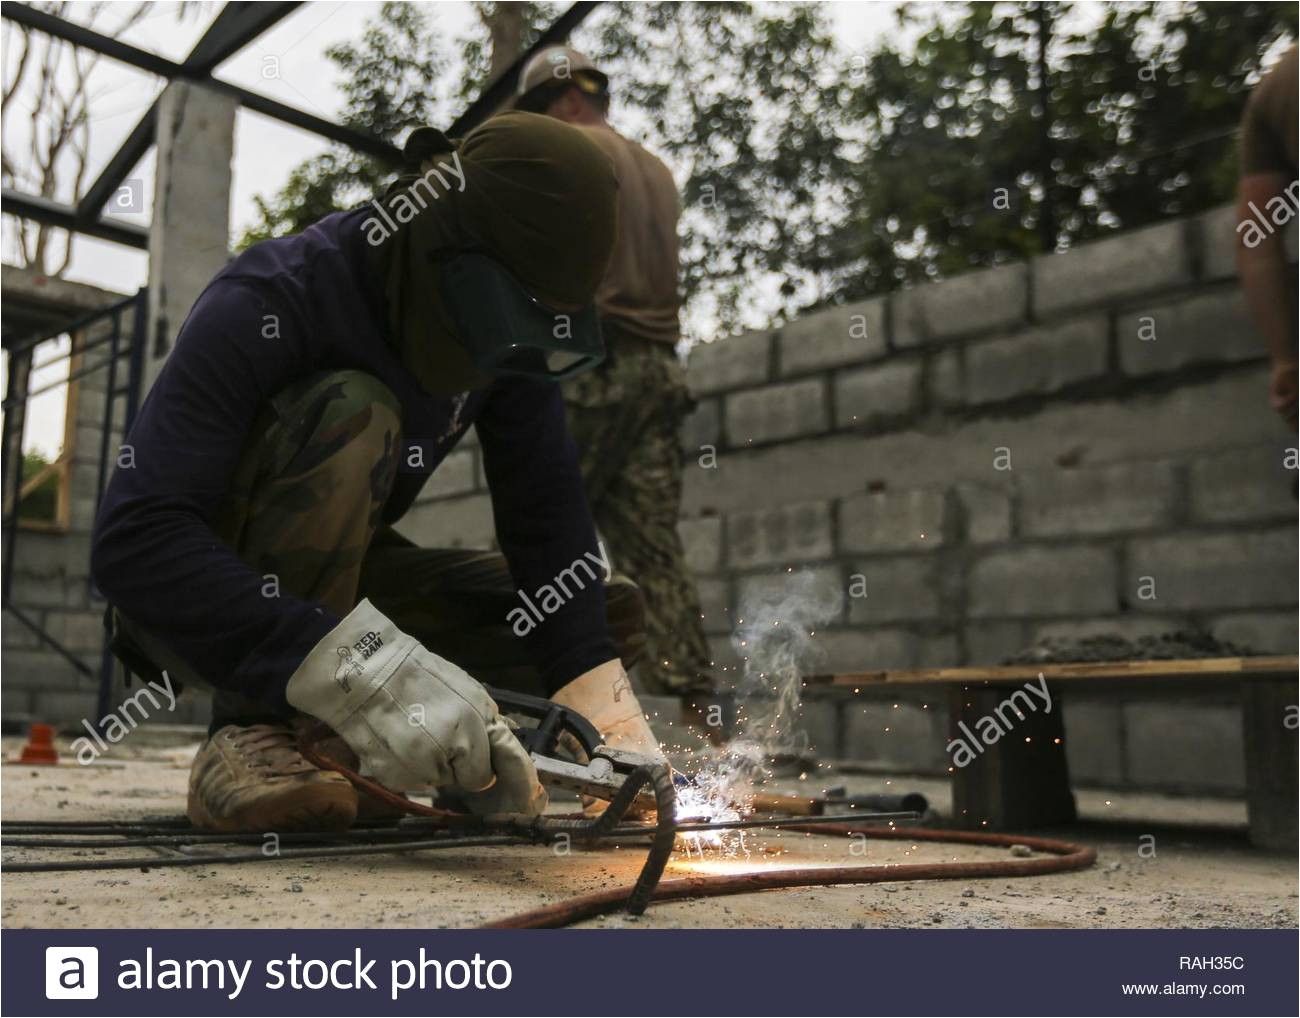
top-left (3, 1), bottom-right (914, 456)
top-left (3, 0), bottom-right (911, 294)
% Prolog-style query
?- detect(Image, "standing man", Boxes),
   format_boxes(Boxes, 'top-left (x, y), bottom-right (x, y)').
top-left (515, 47), bottom-right (720, 736)
top-left (92, 113), bottom-right (665, 832)
top-left (1236, 44), bottom-right (1298, 429)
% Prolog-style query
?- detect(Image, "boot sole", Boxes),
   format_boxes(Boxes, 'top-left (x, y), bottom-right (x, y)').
top-left (188, 782), bottom-right (358, 833)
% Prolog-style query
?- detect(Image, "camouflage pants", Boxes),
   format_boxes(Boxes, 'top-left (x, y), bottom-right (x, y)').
top-left (562, 326), bottom-right (714, 696)
top-left (112, 371), bottom-right (645, 728)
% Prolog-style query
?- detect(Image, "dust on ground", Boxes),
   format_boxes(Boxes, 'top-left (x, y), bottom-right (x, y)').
top-left (2, 731), bottom-right (1294, 930)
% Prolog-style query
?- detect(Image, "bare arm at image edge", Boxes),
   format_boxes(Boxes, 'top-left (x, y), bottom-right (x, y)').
top-left (1236, 173), bottom-right (1298, 428)
top-left (1235, 46), bottom-right (1299, 429)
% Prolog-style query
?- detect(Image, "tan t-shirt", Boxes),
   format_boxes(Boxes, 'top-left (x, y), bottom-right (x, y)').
top-left (1240, 45), bottom-right (1298, 178)
top-left (579, 125), bottom-right (681, 345)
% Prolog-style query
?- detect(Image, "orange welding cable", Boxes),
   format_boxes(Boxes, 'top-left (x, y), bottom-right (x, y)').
top-left (299, 726), bottom-right (1097, 929)
top-left (480, 824), bottom-right (1097, 929)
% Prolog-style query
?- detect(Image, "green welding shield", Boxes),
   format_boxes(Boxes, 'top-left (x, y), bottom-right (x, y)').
top-left (440, 252), bottom-right (605, 381)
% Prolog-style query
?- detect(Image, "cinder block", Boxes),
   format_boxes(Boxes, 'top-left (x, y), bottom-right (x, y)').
top-left (1210, 611), bottom-right (1298, 655)
top-left (733, 564), bottom-right (844, 622)
top-left (1118, 289), bottom-right (1261, 375)
top-left (34, 690), bottom-right (100, 727)
top-left (1061, 697), bottom-right (1125, 786)
top-left (796, 696), bottom-right (842, 758)
top-left (1189, 445), bottom-right (1297, 523)
top-left (43, 610), bottom-right (107, 653)
top-left (1198, 202), bottom-right (1240, 282)
top-left (421, 449), bottom-right (476, 499)
top-left (686, 331), bottom-right (773, 395)
top-left (6, 573), bottom-right (77, 610)
top-left (839, 489), bottom-right (946, 553)
top-left (395, 493), bottom-right (496, 549)
top-left (894, 264), bottom-right (1028, 347)
top-left (970, 546), bottom-right (1118, 618)
top-left (1123, 701), bottom-right (1244, 793)
top-left (815, 627), bottom-right (917, 671)
top-left (680, 396), bottom-right (721, 452)
top-left (707, 634), bottom-right (744, 675)
top-left (1019, 461), bottom-right (1178, 536)
top-left (917, 633), bottom-right (960, 667)
top-left (2, 612), bottom-right (43, 648)
top-left (964, 621), bottom-right (1028, 665)
top-left (842, 695), bottom-right (948, 771)
top-left (69, 496), bottom-right (98, 532)
top-left (695, 577), bottom-right (733, 635)
top-left (727, 501), bottom-right (832, 569)
top-left (833, 360), bottom-right (922, 428)
top-left (1034, 219), bottom-right (1191, 318)
top-left (846, 556), bottom-right (941, 623)
top-left (678, 516), bottom-right (723, 573)
top-left (965, 316), bottom-right (1108, 404)
top-left (779, 297), bottom-right (888, 375)
top-left (724, 378), bottom-right (829, 444)
top-left (1127, 529), bottom-right (1297, 611)
top-left (930, 347), bottom-right (963, 407)
top-left (0, 649), bottom-right (92, 691)
top-left (957, 483), bottom-right (1012, 544)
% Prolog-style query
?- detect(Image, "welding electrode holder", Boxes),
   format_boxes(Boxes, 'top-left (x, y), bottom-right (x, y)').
top-left (484, 685), bottom-right (678, 915)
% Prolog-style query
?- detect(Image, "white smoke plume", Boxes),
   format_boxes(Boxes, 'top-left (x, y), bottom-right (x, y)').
top-left (684, 570), bottom-right (843, 818)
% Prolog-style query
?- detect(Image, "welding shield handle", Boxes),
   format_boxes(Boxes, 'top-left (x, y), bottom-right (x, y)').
top-left (286, 599), bottom-right (546, 817)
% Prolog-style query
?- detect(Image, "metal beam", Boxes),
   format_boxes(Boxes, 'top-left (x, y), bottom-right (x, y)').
top-left (0, 1), bottom-right (181, 76)
top-left (1, 189), bottom-right (149, 250)
top-left (1, 0), bottom-right (601, 245)
top-left (0, 1), bottom-right (400, 221)
top-left (449, 1), bottom-right (602, 136)
top-left (77, 107), bottom-right (158, 223)
top-left (181, 1), bottom-right (302, 76)
top-left (70, 0), bottom-right (300, 221)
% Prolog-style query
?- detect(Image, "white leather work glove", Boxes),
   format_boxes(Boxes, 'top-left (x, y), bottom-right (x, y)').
top-left (553, 659), bottom-right (668, 766)
top-left (286, 599), bottom-right (546, 818)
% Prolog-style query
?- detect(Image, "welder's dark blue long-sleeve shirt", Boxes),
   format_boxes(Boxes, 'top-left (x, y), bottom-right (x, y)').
top-left (91, 208), bottom-right (615, 707)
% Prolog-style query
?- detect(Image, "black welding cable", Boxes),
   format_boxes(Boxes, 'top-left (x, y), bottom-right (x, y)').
top-left (1, 821), bottom-right (478, 847)
top-left (2, 834), bottom-right (529, 873)
top-left (624, 762), bottom-right (677, 915)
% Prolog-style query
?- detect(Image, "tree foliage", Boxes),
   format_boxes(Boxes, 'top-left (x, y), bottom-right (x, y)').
top-left (239, 0), bottom-right (1297, 334)
top-left (830, 1), bottom-right (1299, 302)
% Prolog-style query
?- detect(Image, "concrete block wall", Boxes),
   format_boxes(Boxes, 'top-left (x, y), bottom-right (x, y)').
top-left (674, 204), bottom-right (1296, 795)
top-left (398, 202), bottom-right (1296, 797)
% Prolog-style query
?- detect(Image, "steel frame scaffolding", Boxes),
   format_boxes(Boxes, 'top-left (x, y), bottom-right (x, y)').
top-left (0, 0), bottom-right (600, 252)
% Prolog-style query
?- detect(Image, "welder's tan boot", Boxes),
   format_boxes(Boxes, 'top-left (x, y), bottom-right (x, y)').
top-left (187, 723), bottom-right (357, 832)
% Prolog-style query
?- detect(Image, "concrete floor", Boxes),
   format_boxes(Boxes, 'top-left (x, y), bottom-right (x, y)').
top-left (2, 730), bottom-right (1295, 930)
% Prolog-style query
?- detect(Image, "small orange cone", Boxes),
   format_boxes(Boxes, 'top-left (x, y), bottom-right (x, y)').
top-left (19, 722), bottom-right (59, 764)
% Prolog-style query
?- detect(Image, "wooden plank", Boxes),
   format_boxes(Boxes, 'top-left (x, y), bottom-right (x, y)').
top-left (808, 655), bottom-right (1298, 688)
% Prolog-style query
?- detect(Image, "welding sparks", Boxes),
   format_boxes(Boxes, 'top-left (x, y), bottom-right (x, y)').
top-left (668, 570), bottom-right (844, 861)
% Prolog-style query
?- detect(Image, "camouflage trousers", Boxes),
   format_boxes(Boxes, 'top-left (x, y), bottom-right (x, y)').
top-left (562, 325), bottom-right (714, 696)
top-left (111, 371), bottom-right (645, 729)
